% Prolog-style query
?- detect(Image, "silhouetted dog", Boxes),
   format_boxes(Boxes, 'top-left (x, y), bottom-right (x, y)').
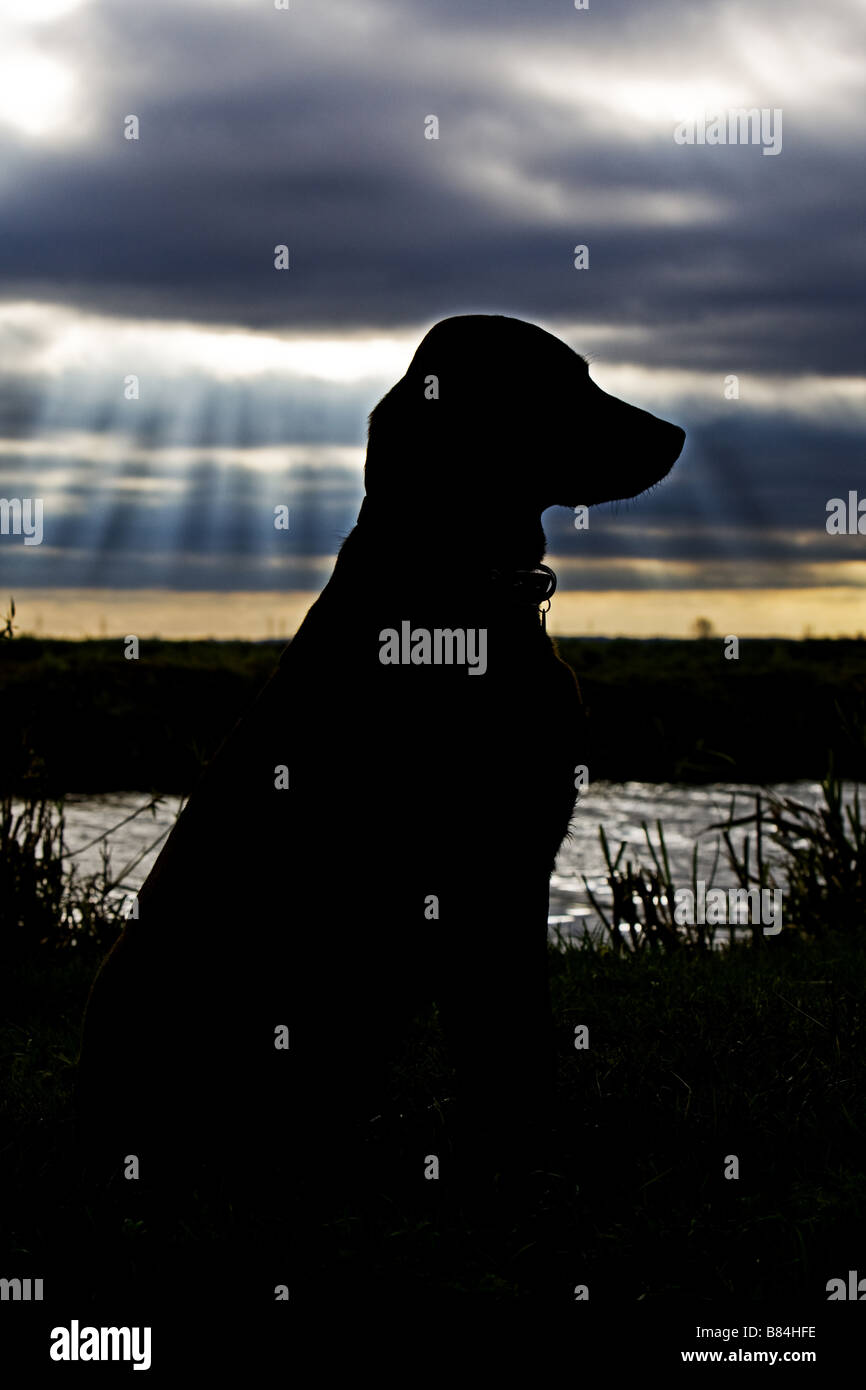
top-left (76, 315), bottom-right (684, 1222)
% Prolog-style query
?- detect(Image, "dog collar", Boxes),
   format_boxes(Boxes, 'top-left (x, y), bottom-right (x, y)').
top-left (488, 563), bottom-right (557, 606)
top-left (488, 563), bottom-right (557, 633)
top-left (490, 563), bottom-right (556, 632)
top-left (354, 499), bottom-right (556, 625)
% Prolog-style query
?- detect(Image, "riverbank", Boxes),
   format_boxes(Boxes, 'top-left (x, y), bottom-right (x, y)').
top-left (2, 636), bottom-right (865, 793)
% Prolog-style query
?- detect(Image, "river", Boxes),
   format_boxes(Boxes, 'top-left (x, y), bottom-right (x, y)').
top-left (58, 780), bottom-right (848, 945)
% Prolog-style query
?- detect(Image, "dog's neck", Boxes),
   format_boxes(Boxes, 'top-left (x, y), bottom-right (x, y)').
top-left (319, 496), bottom-right (556, 622)
top-left (351, 495), bottom-right (549, 571)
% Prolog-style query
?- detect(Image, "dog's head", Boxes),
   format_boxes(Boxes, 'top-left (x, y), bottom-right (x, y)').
top-left (365, 315), bottom-right (684, 513)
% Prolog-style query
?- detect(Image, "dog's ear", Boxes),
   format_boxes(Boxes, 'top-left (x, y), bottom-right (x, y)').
top-left (364, 380), bottom-right (437, 512)
top-left (364, 378), bottom-right (523, 512)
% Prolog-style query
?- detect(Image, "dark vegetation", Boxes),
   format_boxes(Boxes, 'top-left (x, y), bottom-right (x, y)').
top-left (557, 636), bottom-right (866, 784)
top-left (3, 920), bottom-right (865, 1313)
top-left (1, 636), bottom-right (866, 793)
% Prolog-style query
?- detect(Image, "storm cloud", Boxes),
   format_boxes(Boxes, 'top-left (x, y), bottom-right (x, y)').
top-left (0, 0), bottom-right (863, 613)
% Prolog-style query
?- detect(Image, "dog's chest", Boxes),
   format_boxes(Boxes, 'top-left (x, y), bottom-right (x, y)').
top-left (353, 614), bottom-right (584, 851)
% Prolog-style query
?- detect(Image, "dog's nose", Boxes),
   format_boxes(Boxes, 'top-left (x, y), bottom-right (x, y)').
top-left (643, 418), bottom-right (685, 485)
top-left (670, 424), bottom-right (686, 461)
top-left (647, 418), bottom-right (686, 467)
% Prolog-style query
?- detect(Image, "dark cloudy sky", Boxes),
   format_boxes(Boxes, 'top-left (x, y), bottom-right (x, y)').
top-left (0, 0), bottom-right (863, 636)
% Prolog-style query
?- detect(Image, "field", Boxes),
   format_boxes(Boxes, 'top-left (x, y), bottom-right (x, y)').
top-left (1, 635), bottom-right (866, 793)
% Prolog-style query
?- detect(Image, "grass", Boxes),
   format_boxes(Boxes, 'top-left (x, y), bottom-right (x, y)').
top-left (580, 771), bottom-right (866, 952)
top-left (1, 929), bottom-right (864, 1307)
top-left (1, 769), bottom-right (865, 1312)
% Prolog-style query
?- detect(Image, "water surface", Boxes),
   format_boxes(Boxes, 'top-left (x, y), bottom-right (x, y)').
top-left (60, 780), bottom-right (846, 943)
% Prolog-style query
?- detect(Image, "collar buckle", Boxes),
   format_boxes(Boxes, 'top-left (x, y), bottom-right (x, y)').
top-left (489, 563), bottom-right (557, 605)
